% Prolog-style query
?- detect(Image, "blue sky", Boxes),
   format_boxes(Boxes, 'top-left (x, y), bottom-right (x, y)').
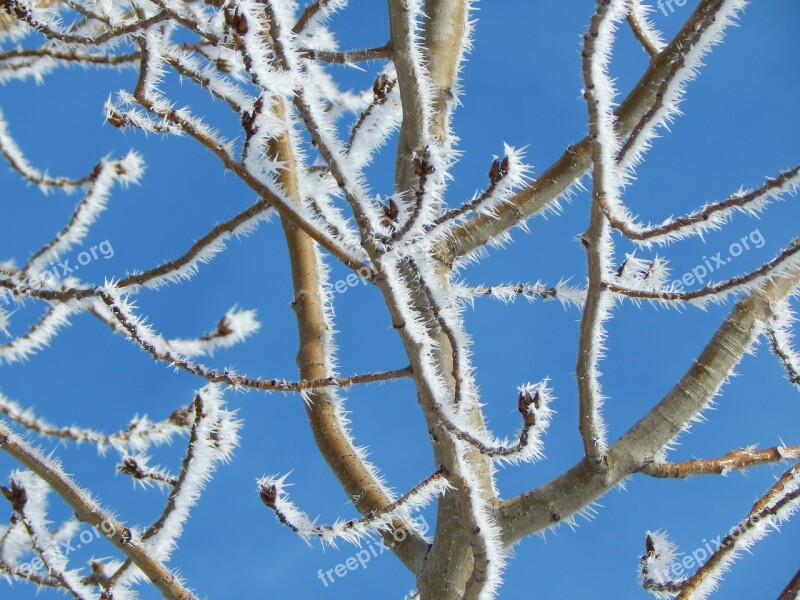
top-left (1, 1), bottom-right (799, 598)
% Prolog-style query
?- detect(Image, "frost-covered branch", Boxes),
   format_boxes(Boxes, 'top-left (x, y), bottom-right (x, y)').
top-left (672, 465), bottom-right (800, 599)
top-left (439, 0), bottom-right (749, 263)
top-left (0, 419), bottom-right (197, 600)
top-left (641, 445), bottom-right (800, 478)
top-left (604, 237), bottom-right (800, 305)
top-left (106, 386), bottom-right (239, 591)
top-left (0, 305), bottom-right (75, 364)
top-left (617, 0), bottom-right (748, 175)
top-left (639, 531), bottom-right (686, 597)
top-left (576, 0), bottom-right (627, 465)
top-left (97, 284), bottom-right (411, 392)
top-left (457, 281), bottom-right (586, 309)
top-left (766, 298), bottom-right (800, 389)
top-left (117, 198), bottom-right (272, 290)
top-left (301, 43), bottom-right (390, 64)
top-left (259, 0), bottom-right (385, 245)
top-left (0, 107), bottom-right (91, 190)
top-left (600, 163), bottom-right (800, 246)
top-left (0, 1), bottom-right (796, 597)
top-left (258, 467), bottom-right (449, 546)
top-left (455, 443), bottom-right (504, 600)
top-left (8, 3), bottom-right (170, 46)
top-left (423, 377), bottom-right (554, 465)
top-left (292, 0), bottom-right (342, 35)
top-left (430, 146), bottom-right (531, 237)
top-left (6, 472), bottom-right (98, 600)
top-left (0, 389), bottom-right (190, 453)
top-left (345, 73), bottom-right (398, 157)
top-left (626, 1), bottom-right (665, 58)
top-left (0, 559), bottom-right (59, 587)
top-left (20, 152), bottom-right (144, 278)
top-left (499, 268), bottom-right (800, 545)
top-left (123, 30), bottom-right (367, 272)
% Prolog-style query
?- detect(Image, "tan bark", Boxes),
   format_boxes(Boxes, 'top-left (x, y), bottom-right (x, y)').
top-left (386, 2), bottom-right (497, 597)
top-left (434, 0), bottom-right (731, 266)
top-left (268, 100), bottom-right (429, 570)
top-left (498, 269), bottom-right (800, 544)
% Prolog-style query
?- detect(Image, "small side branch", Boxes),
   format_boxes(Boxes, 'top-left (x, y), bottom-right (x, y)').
top-left (675, 465), bottom-right (800, 599)
top-left (300, 44), bottom-right (390, 64)
top-left (778, 569), bottom-right (800, 600)
top-left (599, 164), bottom-right (800, 245)
top-left (626, 1), bottom-right (665, 57)
top-left (0, 388), bottom-right (191, 452)
top-left (0, 420), bottom-right (197, 600)
top-left (97, 285), bottom-right (410, 393)
top-left (118, 456), bottom-right (178, 489)
top-left (766, 298), bottom-right (800, 389)
top-left (9, 4), bottom-right (170, 46)
top-left (641, 445), bottom-right (800, 478)
top-left (106, 387), bottom-right (240, 589)
top-left (293, 0), bottom-right (332, 35)
top-left (576, 0), bottom-right (627, 466)
top-left (258, 467), bottom-right (450, 546)
top-left (460, 281), bottom-right (586, 309)
top-left (604, 237), bottom-right (800, 305)
top-left (0, 108), bottom-right (91, 189)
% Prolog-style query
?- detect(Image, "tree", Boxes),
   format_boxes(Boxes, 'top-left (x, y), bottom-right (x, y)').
top-left (0, 0), bottom-right (798, 598)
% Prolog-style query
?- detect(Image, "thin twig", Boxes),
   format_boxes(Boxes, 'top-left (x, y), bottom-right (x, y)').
top-left (641, 445), bottom-right (800, 478)
top-left (300, 44), bottom-right (390, 64)
top-left (0, 420), bottom-right (197, 600)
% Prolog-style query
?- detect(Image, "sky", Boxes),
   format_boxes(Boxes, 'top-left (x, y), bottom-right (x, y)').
top-left (1, 1), bottom-right (799, 599)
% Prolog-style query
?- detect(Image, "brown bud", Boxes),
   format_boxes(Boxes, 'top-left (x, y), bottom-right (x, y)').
top-left (224, 7), bottom-right (247, 35)
top-left (215, 58), bottom-right (231, 73)
top-left (382, 197), bottom-right (399, 224)
top-left (260, 483), bottom-right (277, 508)
top-left (489, 159), bottom-right (501, 184)
top-left (615, 259), bottom-right (628, 279)
top-left (489, 155), bottom-right (510, 184)
top-left (372, 74), bottom-right (396, 104)
top-left (412, 147), bottom-right (434, 177)
top-left (517, 389), bottom-right (539, 426)
top-left (517, 388), bottom-right (531, 414)
top-left (169, 407), bottom-right (192, 427)
top-left (0, 481), bottom-right (27, 512)
top-left (373, 74), bottom-right (388, 99)
top-left (217, 315), bottom-right (233, 337)
top-left (118, 458), bottom-right (145, 479)
top-left (107, 112), bottom-right (127, 128)
top-left (1, 0), bottom-right (27, 20)
top-left (241, 110), bottom-right (253, 132)
top-left (645, 534), bottom-right (655, 556)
